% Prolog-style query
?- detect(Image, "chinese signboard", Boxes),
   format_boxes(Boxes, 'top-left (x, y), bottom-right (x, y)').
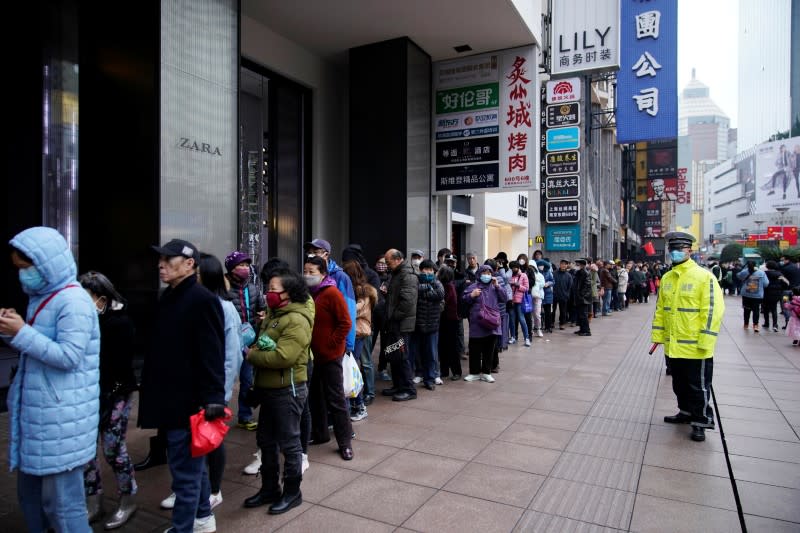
top-left (616, 0), bottom-right (677, 143)
top-left (545, 175), bottom-right (580, 199)
top-left (436, 137), bottom-right (499, 166)
top-left (545, 103), bottom-right (581, 127)
top-left (545, 224), bottom-right (581, 251)
top-left (435, 110), bottom-right (500, 140)
top-left (545, 78), bottom-right (582, 104)
top-left (546, 126), bottom-right (581, 151)
top-left (433, 46), bottom-right (537, 194)
top-left (550, 0), bottom-right (620, 76)
top-left (642, 201), bottom-right (663, 237)
top-left (544, 150), bottom-right (580, 176)
top-left (435, 163), bottom-right (498, 192)
top-left (546, 199), bottom-right (581, 223)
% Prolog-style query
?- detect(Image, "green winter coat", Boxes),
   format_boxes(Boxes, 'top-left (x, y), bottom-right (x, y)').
top-left (248, 299), bottom-right (314, 389)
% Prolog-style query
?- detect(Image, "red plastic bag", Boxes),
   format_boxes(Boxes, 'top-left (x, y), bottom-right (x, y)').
top-left (190, 407), bottom-right (232, 458)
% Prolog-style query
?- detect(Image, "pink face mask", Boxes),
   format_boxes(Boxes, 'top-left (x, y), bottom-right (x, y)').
top-left (232, 265), bottom-right (250, 280)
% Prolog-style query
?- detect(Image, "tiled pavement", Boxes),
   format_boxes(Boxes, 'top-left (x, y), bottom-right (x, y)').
top-left (1, 293), bottom-right (799, 532)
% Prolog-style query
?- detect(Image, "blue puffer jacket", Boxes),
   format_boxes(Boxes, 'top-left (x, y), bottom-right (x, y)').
top-left (328, 259), bottom-right (357, 352)
top-left (5, 227), bottom-right (100, 475)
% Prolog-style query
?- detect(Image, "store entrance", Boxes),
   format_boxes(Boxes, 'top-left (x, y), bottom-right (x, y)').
top-left (239, 61), bottom-right (311, 273)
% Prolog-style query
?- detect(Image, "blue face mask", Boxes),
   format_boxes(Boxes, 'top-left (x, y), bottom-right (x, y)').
top-left (19, 266), bottom-right (47, 293)
top-left (669, 250), bottom-right (688, 263)
top-left (419, 273), bottom-right (434, 283)
top-left (480, 274), bottom-right (493, 284)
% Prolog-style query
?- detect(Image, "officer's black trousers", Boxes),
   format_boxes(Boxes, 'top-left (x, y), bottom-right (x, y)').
top-left (669, 357), bottom-right (715, 428)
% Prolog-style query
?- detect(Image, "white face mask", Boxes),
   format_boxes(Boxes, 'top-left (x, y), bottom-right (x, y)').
top-left (411, 259), bottom-right (422, 267)
top-left (518, 259), bottom-right (526, 265)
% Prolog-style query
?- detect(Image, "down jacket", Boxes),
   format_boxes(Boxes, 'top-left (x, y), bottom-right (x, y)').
top-left (415, 277), bottom-right (445, 333)
top-left (6, 227), bottom-right (100, 475)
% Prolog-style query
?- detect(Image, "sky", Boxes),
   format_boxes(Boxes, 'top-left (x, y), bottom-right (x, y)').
top-left (677, 0), bottom-right (739, 127)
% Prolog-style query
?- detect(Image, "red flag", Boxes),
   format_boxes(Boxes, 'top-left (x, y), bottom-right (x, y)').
top-left (643, 242), bottom-right (656, 255)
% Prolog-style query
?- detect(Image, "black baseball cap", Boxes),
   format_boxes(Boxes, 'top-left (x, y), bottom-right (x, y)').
top-left (151, 238), bottom-right (198, 258)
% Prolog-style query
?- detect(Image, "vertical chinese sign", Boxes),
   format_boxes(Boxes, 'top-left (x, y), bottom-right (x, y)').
top-left (616, 0), bottom-right (677, 144)
top-left (432, 46), bottom-right (537, 194)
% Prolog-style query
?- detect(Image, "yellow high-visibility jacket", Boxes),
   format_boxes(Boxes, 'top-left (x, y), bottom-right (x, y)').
top-left (651, 258), bottom-right (725, 359)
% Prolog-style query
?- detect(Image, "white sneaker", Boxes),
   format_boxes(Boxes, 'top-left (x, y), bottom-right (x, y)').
top-left (209, 491), bottom-right (223, 510)
top-left (480, 373), bottom-right (496, 383)
top-left (524, 338), bottom-right (531, 347)
top-left (243, 450), bottom-right (261, 475)
top-left (413, 376), bottom-right (423, 384)
top-left (463, 374), bottom-right (481, 382)
top-left (434, 377), bottom-right (444, 385)
top-left (302, 453), bottom-right (310, 474)
top-left (536, 330), bottom-right (544, 337)
top-left (160, 492), bottom-right (176, 510)
top-left (193, 513), bottom-right (216, 533)
top-left (508, 337), bottom-right (517, 344)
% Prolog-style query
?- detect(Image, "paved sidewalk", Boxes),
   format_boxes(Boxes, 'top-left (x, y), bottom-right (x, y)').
top-left (1, 294), bottom-right (798, 532)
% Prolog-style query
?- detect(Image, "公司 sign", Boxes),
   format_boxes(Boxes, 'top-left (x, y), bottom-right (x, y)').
top-left (550, 0), bottom-right (620, 75)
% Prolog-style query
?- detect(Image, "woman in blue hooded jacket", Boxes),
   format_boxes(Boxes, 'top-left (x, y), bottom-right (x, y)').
top-left (0, 226), bottom-right (100, 533)
top-left (738, 261), bottom-right (769, 332)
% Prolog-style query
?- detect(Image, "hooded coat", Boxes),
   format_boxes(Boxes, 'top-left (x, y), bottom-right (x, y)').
top-left (6, 227), bottom-right (100, 475)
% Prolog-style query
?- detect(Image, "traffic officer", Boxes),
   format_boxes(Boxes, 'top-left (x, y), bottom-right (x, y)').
top-left (651, 231), bottom-right (725, 442)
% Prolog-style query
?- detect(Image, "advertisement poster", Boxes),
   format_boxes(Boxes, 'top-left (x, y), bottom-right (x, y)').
top-left (754, 137), bottom-right (800, 213)
top-left (642, 201), bottom-right (662, 237)
top-left (545, 224), bottom-right (581, 251)
top-left (433, 46), bottom-right (537, 194)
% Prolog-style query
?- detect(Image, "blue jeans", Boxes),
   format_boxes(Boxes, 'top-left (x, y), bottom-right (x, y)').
top-left (350, 336), bottom-right (374, 410)
top-left (410, 331), bottom-right (439, 385)
top-left (602, 289), bottom-right (613, 314)
top-left (166, 428), bottom-right (211, 533)
top-left (509, 303), bottom-right (529, 340)
top-left (18, 467), bottom-right (91, 533)
top-left (237, 358), bottom-right (255, 422)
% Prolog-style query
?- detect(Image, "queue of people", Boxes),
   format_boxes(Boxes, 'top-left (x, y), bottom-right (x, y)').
top-left (0, 225), bottom-right (726, 532)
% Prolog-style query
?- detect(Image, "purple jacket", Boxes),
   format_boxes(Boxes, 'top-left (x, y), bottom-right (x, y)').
top-left (463, 277), bottom-right (508, 337)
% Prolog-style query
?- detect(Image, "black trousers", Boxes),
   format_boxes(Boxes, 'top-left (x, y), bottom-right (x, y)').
top-left (742, 296), bottom-right (762, 326)
top-left (468, 335), bottom-right (496, 375)
top-left (309, 357), bottom-right (353, 448)
top-left (438, 319), bottom-right (462, 377)
top-left (256, 384), bottom-right (307, 487)
top-left (762, 295), bottom-right (781, 328)
top-left (542, 303), bottom-right (554, 330)
top-left (577, 303), bottom-right (591, 333)
top-left (669, 357), bottom-right (714, 428)
top-left (553, 299), bottom-right (568, 326)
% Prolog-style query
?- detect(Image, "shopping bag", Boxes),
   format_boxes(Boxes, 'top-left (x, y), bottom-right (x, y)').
top-left (190, 407), bottom-right (232, 458)
top-left (342, 352), bottom-right (364, 398)
top-left (522, 292), bottom-right (533, 313)
top-left (383, 330), bottom-right (407, 364)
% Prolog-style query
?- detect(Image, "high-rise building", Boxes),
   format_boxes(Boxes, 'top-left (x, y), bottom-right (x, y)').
top-left (738, 0), bottom-right (793, 151)
top-left (679, 69), bottom-right (731, 162)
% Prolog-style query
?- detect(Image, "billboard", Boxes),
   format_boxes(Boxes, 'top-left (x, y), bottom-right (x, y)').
top-left (754, 138), bottom-right (800, 213)
top-left (616, 0), bottom-right (678, 143)
top-left (550, 0), bottom-right (620, 76)
top-left (433, 46), bottom-right (537, 194)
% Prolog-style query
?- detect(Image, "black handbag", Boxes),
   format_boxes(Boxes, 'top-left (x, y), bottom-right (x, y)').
top-left (382, 330), bottom-right (407, 364)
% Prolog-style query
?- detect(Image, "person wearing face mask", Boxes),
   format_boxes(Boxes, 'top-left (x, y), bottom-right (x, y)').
top-left (244, 269), bottom-right (313, 514)
top-left (570, 258), bottom-right (593, 336)
top-left (461, 265), bottom-right (508, 382)
top-left (737, 260), bottom-right (769, 332)
top-left (373, 256), bottom-right (391, 381)
top-left (0, 227), bottom-right (100, 533)
top-left (652, 232), bottom-right (725, 442)
top-left (410, 259), bottom-right (445, 390)
top-left (302, 256), bottom-right (354, 461)
top-left (409, 249), bottom-right (425, 274)
top-left (78, 271), bottom-right (138, 529)
top-left (224, 251), bottom-right (266, 431)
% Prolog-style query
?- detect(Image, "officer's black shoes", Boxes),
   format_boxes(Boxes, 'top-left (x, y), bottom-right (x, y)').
top-left (664, 412), bottom-right (692, 424)
top-left (690, 426), bottom-right (706, 442)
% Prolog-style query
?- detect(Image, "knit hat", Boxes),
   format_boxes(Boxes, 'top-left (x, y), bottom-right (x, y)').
top-left (224, 251), bottom-right (251, 272)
